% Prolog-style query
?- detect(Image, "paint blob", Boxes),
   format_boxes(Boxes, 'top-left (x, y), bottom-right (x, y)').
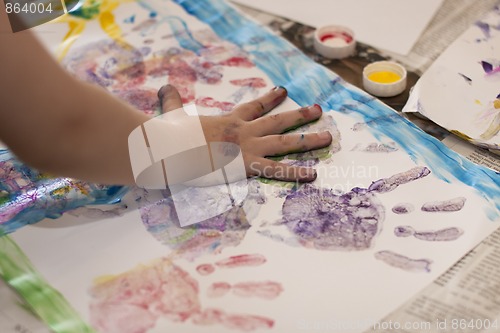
top-left (392, 203), bottom-right (414, 214)
top-left (368, 167), bottom-right (430, 193)
top-left (421, 197), bottom-right (466, 212)
top-left (368, 71), bottom-right (401, 84)
top-left (375, 251), bottom-right (432, 273)
top-left (208, 281), bottom-right (283, 300)
top-left (394, 226), bottom-right (464, 241)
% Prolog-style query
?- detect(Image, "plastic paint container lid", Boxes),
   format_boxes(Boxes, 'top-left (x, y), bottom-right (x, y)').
top-left (362, 61), bottom-right (407, 97)
top-left (314, 25), bottom-right (356, 59)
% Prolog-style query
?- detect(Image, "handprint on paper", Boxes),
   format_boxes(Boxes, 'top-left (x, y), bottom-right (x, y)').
top-left (89, 254), bottom-right (281, 333)
top-left (257, 166), bottom-right (467, 273)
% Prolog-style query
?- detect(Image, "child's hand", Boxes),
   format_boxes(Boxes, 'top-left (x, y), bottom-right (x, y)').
top-left (158, 85), bottom-right (332, 183)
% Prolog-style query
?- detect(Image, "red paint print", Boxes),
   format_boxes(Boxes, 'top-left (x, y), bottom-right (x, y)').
top-left (145, 52), bottom-right (203, 104)
top-left (196, 97), bottom-right (235, 112)
top-left (219, 56), bottom-right (255, 68)
top-left (192, 309), bottom-right (274, 331)
top-left (230, 78), bottom-right (267, 88)
top-left (115, 89), bottom-right (159, 114)
top-left (233, 281), bottom-right (283, 300)
top-left (90, 302), bottom-right (157, 333)
top-left (215, 254), bottom-right (267, 269)
top-left (192, 59), bottom-right (223, 84)
top-left (89, 259), bottom-right (201, 333)
top-left (208, 281), bottom-right (283, 300)
top-left (192, 308), bottom-right (225, 325)
top-left (196, 263), bottom-right (215, 276)
top-left (166, 59), bottom-right (197, 103)
top-left (65, 41), bottom-right (262, 120)
top-left (90, 259), bottom-right (276, 332)
top-left (207, 282), bottom-right (231, 298)
top-left (223, 313), bottom-right (274, 331)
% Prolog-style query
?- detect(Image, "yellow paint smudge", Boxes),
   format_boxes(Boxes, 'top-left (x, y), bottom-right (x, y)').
top-left (450, 130), bottom-right (473, 141)
top-left (54, 0), bottom-right (134, 61)
top-left (73, 182), bottom-right (89, 196)
top-left (494, 99), bottom-right (500, 109)
top-left (56, 18), bottom-right (86, 61)
top-left (51, 186), bottom-right (71, 197)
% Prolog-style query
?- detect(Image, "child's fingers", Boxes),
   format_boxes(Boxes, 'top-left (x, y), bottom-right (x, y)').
top-left (158, 84), bottom-right (183, 113)
top-left (233, 86), bottom-right (287, 121)
top-left (249, 104), bottom-right (322, 136)
top-left (255, 131), bottom-right (332, 156)
top-left (247, 156), bottom-right (317, 182)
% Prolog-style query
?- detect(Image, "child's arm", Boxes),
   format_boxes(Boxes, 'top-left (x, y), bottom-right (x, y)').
top-left (0, 11), bottom-right (150, 184)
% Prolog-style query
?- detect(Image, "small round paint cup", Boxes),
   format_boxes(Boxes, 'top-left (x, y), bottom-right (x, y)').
top-left (314, 25), bottom-right (356, 59)
top-left (362, 61), bottom-right (407, 97)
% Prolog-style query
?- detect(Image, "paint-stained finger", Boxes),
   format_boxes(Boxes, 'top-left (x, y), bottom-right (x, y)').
top-left (233, 86), bottom-right (287, 121)
top-left (256, 131), bottom-right (332, 156)
top-left (247, 156), bottom-right (317, 182)
top-left (158, 84), bottom-right (183, 113)
top-left (250, 104), bottom-right (322, 136)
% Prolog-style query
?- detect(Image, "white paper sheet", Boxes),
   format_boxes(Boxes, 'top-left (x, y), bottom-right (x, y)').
top-left (230, 0), bottom-right (443, 55)
top-left (11, 107), bottom-right (500, 332)
top-left (403, 7), bottom-right (500, 151)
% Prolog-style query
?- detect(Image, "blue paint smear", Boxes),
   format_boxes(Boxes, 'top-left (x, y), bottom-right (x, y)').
top-left (165, 16), bottom-right (205, 53)
top-left (475, 21), bottom-right (491, 39)
top-left (172, 0), bottom-right (500, 218)
top-left (137, 1), bottom-right (204, 54)
top-left (0, 150), bottom-right (127, 234)
top-left (124, 15), bottom-right (136, 24)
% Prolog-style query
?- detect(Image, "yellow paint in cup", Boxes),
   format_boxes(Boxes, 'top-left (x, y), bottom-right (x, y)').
top-left (367, 71), bottom-right (401, 84)
top-left (362, 61), bottom-right (407, 97)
